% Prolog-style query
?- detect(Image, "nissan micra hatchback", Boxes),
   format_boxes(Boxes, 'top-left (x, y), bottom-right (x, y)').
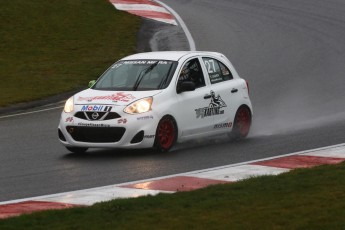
top-left (58, 51), bottom-right (253, 153)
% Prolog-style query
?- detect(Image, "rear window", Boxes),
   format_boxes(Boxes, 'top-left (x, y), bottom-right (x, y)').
top-left (202, 58), bottom-right (233, 84)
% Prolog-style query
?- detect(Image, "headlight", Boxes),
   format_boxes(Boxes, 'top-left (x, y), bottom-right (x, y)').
top-left (64, 97), bottom-right (74, 113)
top-left (124, 97), bottom-right (153, 114)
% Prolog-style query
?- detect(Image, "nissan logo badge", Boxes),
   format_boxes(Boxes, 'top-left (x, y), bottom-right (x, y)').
top-left (92, 112), bottom-right (99, 120)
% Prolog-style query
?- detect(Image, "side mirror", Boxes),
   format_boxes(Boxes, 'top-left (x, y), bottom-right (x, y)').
top-left (88, 80), bottom-right (96, 88)
top-left (177, 81), bottom-right (196, 94)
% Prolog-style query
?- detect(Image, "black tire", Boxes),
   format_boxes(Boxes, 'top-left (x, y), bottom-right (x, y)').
top-left (154, 116), bottom-right (177, 152)
top-left (229, 106), bottom-right (252, 140)
top-left (66, 147), bottom-right (88, 154)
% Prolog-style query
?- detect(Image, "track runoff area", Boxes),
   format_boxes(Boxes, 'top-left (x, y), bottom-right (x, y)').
top-left (1, 143), bottom-right (345, 219)
top-left (2, 0), bottom-right (345, 219)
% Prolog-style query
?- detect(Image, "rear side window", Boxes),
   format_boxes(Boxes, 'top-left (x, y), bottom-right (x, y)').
top-left (202, 58), bottom-right (233, 84)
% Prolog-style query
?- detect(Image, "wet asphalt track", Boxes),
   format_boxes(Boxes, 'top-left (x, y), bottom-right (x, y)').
top-left (1, 0), bottom-right (345, 201)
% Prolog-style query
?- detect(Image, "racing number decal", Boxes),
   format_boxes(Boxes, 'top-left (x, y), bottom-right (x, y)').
top-left (204, 59), bottom-right (216, 74)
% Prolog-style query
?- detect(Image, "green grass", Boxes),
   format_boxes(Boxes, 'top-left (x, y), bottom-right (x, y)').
top-left (1, 162), bottom-right (345, 229)
top-left (0, 0), bottom-right (140, 107)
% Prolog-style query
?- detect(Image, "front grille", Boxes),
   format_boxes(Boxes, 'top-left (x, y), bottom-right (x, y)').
top-left (74, 112), bottom-right (121, 121)
top-left (66, 126), bottom-right (125, 143)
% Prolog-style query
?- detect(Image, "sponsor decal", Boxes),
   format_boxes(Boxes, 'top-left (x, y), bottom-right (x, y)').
top-left (214, 122), bottom-right (232, 129)
top-left (122, 60), bottom-right (170, 65)
top-left (195, 90), bottom-right (227, 118)
top-left (195, 107), bottom-right (224, 118)
top-left (65, 117), bottom-right (74, 123)
top-left (81, 105), bottom-right (112, 112)
top-left (144, 135), bottom-right (155, 139)
top-left (77, 92), bottom-right (135, 102)
top-left (111, 61), bottom-right (171, 71)
top-left (137, 115), bottom-right (154, 121)
top-left (77, 123), bottom-right (110, 127)
top-left (118, 118), bottom-right (127, 124)
top-left (209, 73), bottom-right (223, 83)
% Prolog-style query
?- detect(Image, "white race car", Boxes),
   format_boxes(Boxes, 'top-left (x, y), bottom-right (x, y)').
top-left (58, 51), bottom-right (253, 153)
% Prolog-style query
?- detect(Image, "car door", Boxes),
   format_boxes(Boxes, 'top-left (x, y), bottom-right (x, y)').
top-left (174, 57), bottom-right (214, 138)
top-left (201, 57), bottom-right (243, 131)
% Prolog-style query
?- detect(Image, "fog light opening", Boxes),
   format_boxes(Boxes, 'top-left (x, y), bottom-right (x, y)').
top-left (130, 131), bottom-right (144, 144)
top-left (58, 129), bottom-right (67, 142)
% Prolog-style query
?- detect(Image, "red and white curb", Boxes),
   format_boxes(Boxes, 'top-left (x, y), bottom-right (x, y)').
top-left (109, 0), bottom-right (177, 25)
top-left (1, 143), bottom-right (345, 219)
top-left (109, 0), bottom-right (196, 51)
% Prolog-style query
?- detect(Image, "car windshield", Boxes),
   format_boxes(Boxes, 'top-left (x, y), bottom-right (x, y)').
top-left (93, 60), bottom-right (177, 91)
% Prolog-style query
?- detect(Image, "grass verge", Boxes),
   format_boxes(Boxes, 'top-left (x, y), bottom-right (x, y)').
top-left (1, 162), bottom-right (345, 229)
top-left (0, 0), bottom-right (140, 107)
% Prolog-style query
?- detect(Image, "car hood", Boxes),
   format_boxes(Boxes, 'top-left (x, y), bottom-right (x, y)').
top-left (74, 89), bottom-right (162, 106)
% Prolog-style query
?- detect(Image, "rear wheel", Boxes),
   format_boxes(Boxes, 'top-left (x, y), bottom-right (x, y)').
top-left (229, 106), bottom-right (252, 140)
top-left (66, 147), bottom-right (88, 154)
top-left (154, 116), bottom-right (177, 152)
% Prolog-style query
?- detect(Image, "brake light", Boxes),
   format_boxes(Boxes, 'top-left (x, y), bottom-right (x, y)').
top-left (246, 80), bottom-right (249, 94)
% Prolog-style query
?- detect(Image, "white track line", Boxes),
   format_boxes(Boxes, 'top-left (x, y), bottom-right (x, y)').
top-left (155, 0), bottom-right (196, 51)
top-left (0, 106), bottom-right (63, 119)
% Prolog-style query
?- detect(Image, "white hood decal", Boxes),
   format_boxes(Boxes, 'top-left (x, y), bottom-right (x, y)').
top-left (74, 89), bottom-right (162, 106)
top-left (77, 92), bottom-right (135, 103)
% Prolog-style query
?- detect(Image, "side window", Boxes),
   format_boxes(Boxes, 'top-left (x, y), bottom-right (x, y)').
top-left (178, 58), bottom-right (205, 88)
top-left (203, 58), bottom-right (233, 84)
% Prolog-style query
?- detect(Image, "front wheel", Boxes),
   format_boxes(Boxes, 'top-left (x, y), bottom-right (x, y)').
top-left (66, 147), bottom-right (88, 154)
top-left (154, 116), bottom-right (177, 152)
top-left (229, 106), bottom-right (252, 140)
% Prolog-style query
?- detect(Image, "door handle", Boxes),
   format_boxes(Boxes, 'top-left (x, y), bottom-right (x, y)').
top-left (204, 94), bottom-right (211, 99)
top-left (231, 88), bottom-right (238, 93)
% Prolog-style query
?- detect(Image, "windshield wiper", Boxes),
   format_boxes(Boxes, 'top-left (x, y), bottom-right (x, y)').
top-left (132, 61), bottom-right (159, 91)
top-left (158, 63), bottom-right (173, 89)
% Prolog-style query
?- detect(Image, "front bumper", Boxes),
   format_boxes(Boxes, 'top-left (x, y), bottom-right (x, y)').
top-left (58, 108), bottom-right (159, 149)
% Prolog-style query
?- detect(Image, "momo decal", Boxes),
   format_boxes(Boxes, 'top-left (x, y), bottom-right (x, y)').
top-left (214, 122), bottom-right (232, 129)
top-left (195, 91), bottom-right (227, 118)
top-left (77, 92), bottom-right (135, 102)
top-left (137, 115), bottom-right (154, 121)
top-left (81, 105), bottom-right (112, 112)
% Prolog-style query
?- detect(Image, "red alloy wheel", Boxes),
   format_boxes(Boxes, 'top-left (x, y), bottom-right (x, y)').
top-left (235, 106), bottom-right (251, 138)
top-left (157, 118), bottom-right (176, 150)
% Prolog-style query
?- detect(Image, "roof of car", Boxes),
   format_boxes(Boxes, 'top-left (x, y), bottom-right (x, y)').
top-left (121, 51), bottom-right (225, 61)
